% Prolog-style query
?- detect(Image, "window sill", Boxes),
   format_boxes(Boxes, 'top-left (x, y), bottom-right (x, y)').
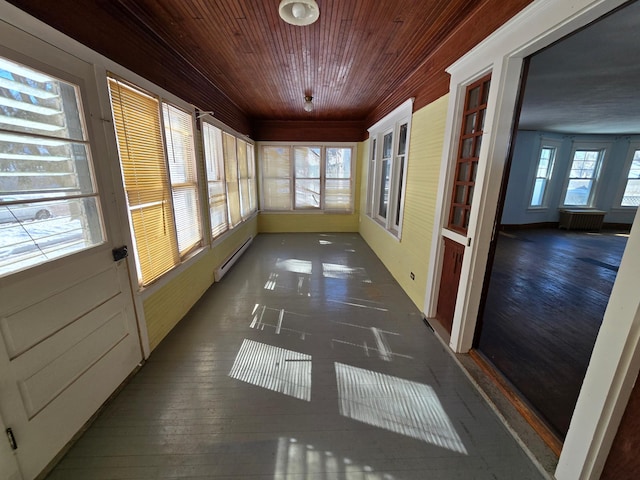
top-left (259, 209), bottom-right (355, 215)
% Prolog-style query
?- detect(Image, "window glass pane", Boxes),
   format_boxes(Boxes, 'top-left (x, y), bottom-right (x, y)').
top-left (162, 104), bottom-right (200, 254)
top-left (325, 179), bottom-right (351, 211)
top-left (382, 132), bottom-right (393, 159)
top-left (461, 138), bottom-right (473, 158)
top-left (263, 146), bottom-right (290, 177)
top-left (294, 147), bottom-right (320, 178)
top-left (222, 132), bottom-right (241, 227)
top-left (531, 179), bottom-right (545, 207)
top-left (397, 124), bottom-right (408, 155)
top-left (326, 147), bottom-right (351, 179)
top-left (247, 143), bottom-right (257, 213)
top-left (0, 197), bottom-right (101, 277)
top-left (263, 178), bottom-right (290, 210)
top-left (464, 113), bottom-right (476, 135)
top-left (0, 57), bottom-right (86, 141)
top-left (0, 56), bottom-right (104, 278)
top-left (202, 123), bottom-right (228, 238)
top-left (467, 86), bottom-right (480, 109)
top-left (394, 157), bottom-right (405, 227)
top-left (237, 139), bottom-right (250, 218)
top-left (378, 159), bottom-right (390, 218)
top-left (564, 179), bottom-right (593, 206)
top-left (622, 151), bottom-right (640, 206)
top-left (295, 179), bottom-right (320, 209)
top-left (622, 179), bottom-right (640, 207)
top-left (457, 162), bottom-right (469, 182)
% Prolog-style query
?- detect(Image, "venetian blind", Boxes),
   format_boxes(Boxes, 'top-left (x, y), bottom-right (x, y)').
top-left (237, 138), bottom-right (250, 219)
top-left (222, 132), bottom-right (241, 227)
top-left (202, 123), bottom-right (229, 238)
top-left (262, 146), bottom-right (291, 210)
top-left (247, 143), bottom-right (257, 213)
top-left (162, 103), bottom-right (201, 253)
top-left (325, 147), bottom-right (353, 211)
top-left (108, 78), bottom-right (178, 285)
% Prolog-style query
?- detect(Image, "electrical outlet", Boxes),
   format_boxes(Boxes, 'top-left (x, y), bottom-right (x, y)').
top-left (410, 272), bottom-right (415, 280)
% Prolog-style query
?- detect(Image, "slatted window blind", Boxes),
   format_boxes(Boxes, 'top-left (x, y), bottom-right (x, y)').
top-left (261, 144), bottom-right (354, 212)
top-left (108, 78), bottom-right (178, 285)
top-left (325, 147), bottom-right (353, 211)
top-left (247, 143), bottom-right (257, 213)
top-left (162, 104), bottom-right (201, 253)
top-left (202, 122), bottom-right (228, 238)
top-left (262, 146), bottom-right (291, 210)
top-left (222, 132), bottom-right (241, 227)
top-left (237, 138), bottom-right (251, 219)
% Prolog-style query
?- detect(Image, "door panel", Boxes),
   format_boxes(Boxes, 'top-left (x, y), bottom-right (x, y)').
top-left (436, 237), bottom-right (465, 334)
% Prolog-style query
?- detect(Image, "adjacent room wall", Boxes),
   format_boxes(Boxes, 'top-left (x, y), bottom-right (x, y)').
top-left (502, 131), bottom-right (638, 226)
top-left (359, 95), bottom-right (448, 311)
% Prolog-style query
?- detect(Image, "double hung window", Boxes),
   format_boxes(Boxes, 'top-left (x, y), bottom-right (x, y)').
top-left (620, 145), bottom-right (640, 207)
top-left (367, 99), bottom-right (412, 237)
top-left (0, 55), bottom-right (104, 277)
top-left (530, 140), bottom-right (559, 208)
top-left (260, 144), bottom-right (354, 212)
top-left (108, 77), bottom-right (201, 285)
top-left (562, 147), bottom-right (605, 207)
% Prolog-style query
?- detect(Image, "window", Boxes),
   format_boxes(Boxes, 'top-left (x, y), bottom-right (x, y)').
top-left (108, 77), bottom-right (201, 285)
top-left (295, 146), bottom-right (321, 209)
top-left (530, 141), bottom-right (558, 207)
top-left (0, 55), bottom-right (105, 278)
top-left (448, 74), bottom-right (491, 234)
top-left (162, 104), bottom-right (201, 253)
top-left (621, 147), bottom-right (640, 207)
top-left (202, 122), bottom-right (228, 238)
top-left (260, 144), bottom-right (354, 212)
top-left (367, 99), bottom-right (413, 236)
top-left (563, 147), bottom-right (605, 207)
top-left (222, 132), bottom-right (242, 227)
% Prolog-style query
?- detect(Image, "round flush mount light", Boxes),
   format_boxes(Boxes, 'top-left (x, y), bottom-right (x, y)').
top-left (279, 0), bottom-right (320, 26)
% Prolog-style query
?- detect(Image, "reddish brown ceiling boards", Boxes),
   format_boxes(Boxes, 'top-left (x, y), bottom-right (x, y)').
top-left (6, 0), bottom-right (531, 138)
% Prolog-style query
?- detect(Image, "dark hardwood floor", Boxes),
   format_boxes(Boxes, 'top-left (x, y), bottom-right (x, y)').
top-left (476, 228), bottom-right (629, 439)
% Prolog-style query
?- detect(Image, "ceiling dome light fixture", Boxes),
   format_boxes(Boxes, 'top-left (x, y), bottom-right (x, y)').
top-left (279, 0), bottom-right (320, 26)
top-left (303, 95), bottom-right (314, 112)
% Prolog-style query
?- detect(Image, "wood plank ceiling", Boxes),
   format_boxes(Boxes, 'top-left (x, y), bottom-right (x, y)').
top-left (5, 0), bottom-right (532, 137)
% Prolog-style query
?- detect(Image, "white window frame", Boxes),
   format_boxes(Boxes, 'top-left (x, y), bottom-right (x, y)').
top-left (528, 138), bottom-right (561, 209)
top-left (366, 98), bottom-right (413, 238)
top-left (617, 140), bottom-right (640, 208)
top-left (259, 142), bottom-right (355, 213)
top-left (561, 141), bottom-right (609, 208)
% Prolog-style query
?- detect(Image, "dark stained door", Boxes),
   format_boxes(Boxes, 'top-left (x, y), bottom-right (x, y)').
top-left (436, 237), bottom-right (464, 334)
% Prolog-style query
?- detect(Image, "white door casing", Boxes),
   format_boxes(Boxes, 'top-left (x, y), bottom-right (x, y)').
top-left (0, 17), bottom-right (142, 480)
top-left (424, 0), bottom-right (635, 478)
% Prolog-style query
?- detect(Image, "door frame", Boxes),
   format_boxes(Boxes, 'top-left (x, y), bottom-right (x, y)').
top-left (424, 0), bottom-right (638, 478)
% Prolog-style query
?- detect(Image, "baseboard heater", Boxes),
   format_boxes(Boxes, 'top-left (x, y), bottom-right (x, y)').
top-left (558, 209), bottom-right (606, 231)
top-left (214, 236), bottom-right (253, 281)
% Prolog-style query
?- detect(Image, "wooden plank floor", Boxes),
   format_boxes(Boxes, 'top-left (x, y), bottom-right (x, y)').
top-left (477, 228), bottom-right (629, 439)
top-left (47, 233), bottom-right (544, 479)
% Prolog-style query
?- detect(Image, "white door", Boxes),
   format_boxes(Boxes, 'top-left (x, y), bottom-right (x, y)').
top-left (0, 19), bottom-right (142, 480)
top-left (0, 410), bottom-right (21, 480)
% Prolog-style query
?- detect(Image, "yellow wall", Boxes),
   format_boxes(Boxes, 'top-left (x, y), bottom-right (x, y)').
top-left (143, 217), bottom-right (258, 351)
top-left (258, 213), bottom-right (358, 232)
top-left (359, 95), bottom-right (448, 311)
top-left (257, 145), bottom-right (363, 233)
